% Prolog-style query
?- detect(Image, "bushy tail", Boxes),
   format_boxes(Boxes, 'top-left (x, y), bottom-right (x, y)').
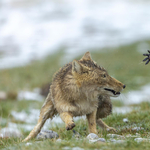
top-left (22, 93), bottom-right (56, 142)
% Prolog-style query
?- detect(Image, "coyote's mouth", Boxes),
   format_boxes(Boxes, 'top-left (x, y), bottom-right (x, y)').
top-left (104, 88), bottom-right (120, 96)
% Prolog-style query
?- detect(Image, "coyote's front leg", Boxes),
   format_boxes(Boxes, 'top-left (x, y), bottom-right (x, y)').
top-left (60, 112), bottom-right (75, 130)
top-left (86, 110), bottom-right (97, 134)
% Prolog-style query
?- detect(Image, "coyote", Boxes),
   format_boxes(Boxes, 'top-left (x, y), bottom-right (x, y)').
top-left (23, 52), bottom-right (125, 142)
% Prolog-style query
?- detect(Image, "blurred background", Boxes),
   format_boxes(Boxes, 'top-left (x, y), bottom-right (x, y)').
top-left (0, 0), bottom-right (150, 139)
top-left (1, 0), bottom-right (150, 69)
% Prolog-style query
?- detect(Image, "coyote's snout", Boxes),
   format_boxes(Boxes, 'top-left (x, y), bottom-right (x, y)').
top-left (99, 76), bottom-right (125, 97)
top-left (23, 52), bottom-right (125, 142)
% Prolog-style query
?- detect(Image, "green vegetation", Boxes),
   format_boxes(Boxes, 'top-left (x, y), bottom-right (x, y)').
top-left (0, 50), bottom-right (64, 92)
top-left (0, 41), bottom-right (150, 149)
top-left (0, 41), bottom-right (150, 92)
top-left (1, 102), bottom-right (150, 150)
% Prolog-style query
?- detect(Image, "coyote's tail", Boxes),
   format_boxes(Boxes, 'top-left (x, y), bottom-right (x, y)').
top-left (22, 93), bottom-right (56, 142)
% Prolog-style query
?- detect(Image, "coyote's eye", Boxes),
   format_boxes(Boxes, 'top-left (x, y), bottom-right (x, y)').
top-left (102, 74), bottom-right (106, 78)
top-left (82, 71), bottom-right (88, 74)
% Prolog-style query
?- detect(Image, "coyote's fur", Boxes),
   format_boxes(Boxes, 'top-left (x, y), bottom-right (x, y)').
top-left (23, 52), bottom-right (125, 142)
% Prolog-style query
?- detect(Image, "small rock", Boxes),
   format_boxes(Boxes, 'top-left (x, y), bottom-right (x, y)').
top-left (126, 133), bottom-right (141, 138)
top-left (72, 147), bottom-right (84, 150)
top-left (63, 147), bottom-right (71, 150)
top-left (114, 140), bottom-right (125, 144)
top-left (107, 134), bottom-right (125, 139)
top-left (126, 134), bottom-right (135, 138)
top-left (56, 139), bottom-right (62, 142)
top-left (123, 118), bottom-right (128, 123)
top-left (87, 133), bottom-right (99, 140)
top-left (132, 127), bottom-right (144, 131)
top-left (89, 138), bottom-right (106, 143)
top-left (134, 138), bottom-right (148, 142)
top-left (110, 139), bottom-right (117, 142)
top-left (110, 139), bottom-right (125, 143)
top-left (0, 91), bottom-right (7, 100)
top-left (107, 134), bottom-right (117, 138)
top-left (25, 142), bottom-right (32, 146)
top-left (97, 138), bottom-right (106, 142)
top-left (89, 139), bottom-right (98, 143)
top-left (36, 130), bottom-right (59, 140)
top-left (88, 138), bottom-right (106, 143)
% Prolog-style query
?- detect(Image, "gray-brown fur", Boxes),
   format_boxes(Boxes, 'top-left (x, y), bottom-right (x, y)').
top-left (97, 95), bottom-right (112, 119)
top-left (22, 52), bottom-right (125, 142)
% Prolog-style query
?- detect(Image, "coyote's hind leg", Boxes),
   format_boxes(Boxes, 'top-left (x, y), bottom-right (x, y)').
top-left (96, 95), bottom-right (116, 132)
top-left (96, 119), bottom-right (116, 132)
top-left (22, 94), bottom-right (55, 142)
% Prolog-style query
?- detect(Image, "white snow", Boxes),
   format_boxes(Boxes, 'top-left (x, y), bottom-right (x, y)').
top-left (0, 0), bottom-right (150, 69)
top-left (10, 108), bottom-right (86, 132)
top-left (11, 109), bottom-right (40, 123)
top-left (124, 84), bottom-right (150, 105)
top-left (113, 106), bottom-right (132, 114)
top-left (123, 118), bottom-right (129, 123)
top-left (112, 84), bottom-right (150, 113)
top-left (0, 122), bottom-right (22, 138)
top-left (25, 143), bottom-right (33, 146)
top-left (11, 108), bottom-right (86, 124)
top-left (17, 90), bottom-right (44, 101)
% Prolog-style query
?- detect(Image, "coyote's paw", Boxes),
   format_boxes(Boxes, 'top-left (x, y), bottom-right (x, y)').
top-left (106, 127), bottom-right (117, 133)
top-left (66, 122), bottom-right (76, 130)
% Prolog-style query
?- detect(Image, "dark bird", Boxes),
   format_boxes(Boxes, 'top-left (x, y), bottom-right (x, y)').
top-left (143, 50), bottom-right (150, 65)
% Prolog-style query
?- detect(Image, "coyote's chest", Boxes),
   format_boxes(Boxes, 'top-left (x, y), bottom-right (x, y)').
top-left (72, 98), bottom-right (98, 116)
top-left (52, 82), bottom-right (99, 116)
top-left (54, 95), bottom-right (98, 116)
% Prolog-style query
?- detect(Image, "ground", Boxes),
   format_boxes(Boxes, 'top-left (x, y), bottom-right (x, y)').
top-left (0, 40), bottom-right (150, 150)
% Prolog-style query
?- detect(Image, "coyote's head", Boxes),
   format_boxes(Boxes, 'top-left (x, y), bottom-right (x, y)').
top-left (72, 52), bottom-right (125, 97)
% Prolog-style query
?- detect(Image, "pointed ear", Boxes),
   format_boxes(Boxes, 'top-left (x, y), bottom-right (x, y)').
top-left (80, 51), bottom-right (92, 61)
top-left (72, 60), bottom-right (83, 74)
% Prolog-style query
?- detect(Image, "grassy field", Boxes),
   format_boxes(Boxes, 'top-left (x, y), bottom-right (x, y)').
top-left (0, 40), bottom-right (150, 149)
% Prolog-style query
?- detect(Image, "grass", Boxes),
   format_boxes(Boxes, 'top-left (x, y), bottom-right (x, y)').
top-left (0, 41), bottom-right (150, 92)
top-left (0, 40), bottom-right (150, 149)
top-left (0, 50), bottom-right (64, 92)
top-left (1, 104), bottom-right (150, 150)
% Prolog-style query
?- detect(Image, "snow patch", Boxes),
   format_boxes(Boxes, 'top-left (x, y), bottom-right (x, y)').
top-left (0, 123), bottom-right (22, 138)
top-left (113, 106), bottom-right (132, 114)
top-left (1, 0), bottom-right (150, 68)
top-left (125, 84), bottom-right (150, 105)
top-left (17, 90), bottom-right (44, 101)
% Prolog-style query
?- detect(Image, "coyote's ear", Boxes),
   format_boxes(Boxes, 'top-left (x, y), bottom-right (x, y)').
top-left (72, 60), bottom-right (88, 74)
top-left (72, 60), bottom-right (82, 74)
top-left (80, 51), bottom-right (92, 61)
